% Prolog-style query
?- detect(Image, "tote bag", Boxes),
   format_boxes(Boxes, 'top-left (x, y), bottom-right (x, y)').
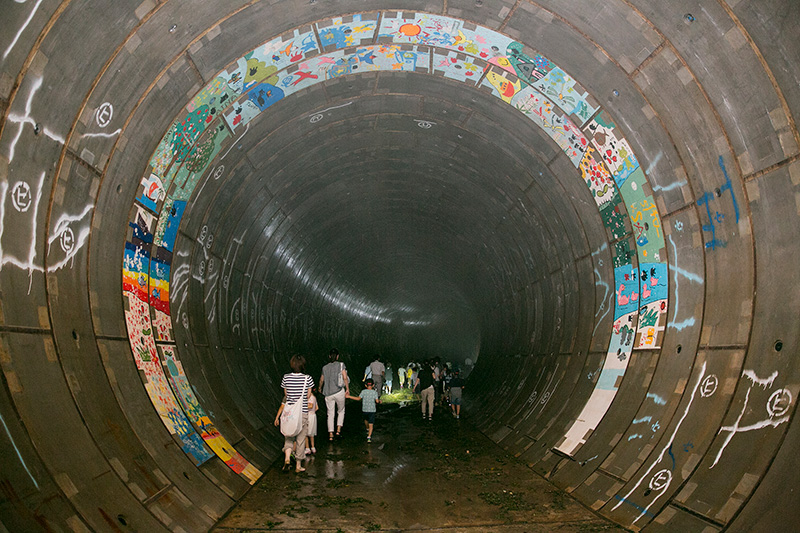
top-left (280, 380), bottom-right (308, 437)
top-left (337, 362), bottom-right (345, 388)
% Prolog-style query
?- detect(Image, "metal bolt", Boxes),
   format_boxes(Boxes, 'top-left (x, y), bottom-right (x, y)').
top-left (169, 24), bottom-right (177, 33)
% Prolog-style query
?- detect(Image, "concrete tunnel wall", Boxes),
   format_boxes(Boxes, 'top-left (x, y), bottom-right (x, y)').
top-left (0, 0), bottom-right (798, 531)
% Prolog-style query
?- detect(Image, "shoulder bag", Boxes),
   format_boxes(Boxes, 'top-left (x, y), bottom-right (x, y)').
top-left (280, 379), bottom-right (308, 437)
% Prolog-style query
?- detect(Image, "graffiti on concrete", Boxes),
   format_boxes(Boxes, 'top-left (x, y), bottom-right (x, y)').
top-left (709, 369), bottom-right (792, 468)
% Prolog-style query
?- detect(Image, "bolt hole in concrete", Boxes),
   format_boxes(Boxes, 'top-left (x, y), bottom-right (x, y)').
top-left (33, 123), bottom-right (41, 135)
top-left (116, 184), bottom-right (122, 194)
top-left (72, 330), bottom-right (79, 341)
top-left (117, 514), bottom-right (127, 526)
top-left (677, 344), bottom-right (682, 353)
top-left (183, 472), bottom-right (190, 480)
top-left (212, 403), bottom-right (624, 532)
top-left (775, 340), bottom-right (783, 352)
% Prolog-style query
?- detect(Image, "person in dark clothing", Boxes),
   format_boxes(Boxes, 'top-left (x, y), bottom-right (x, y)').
top-left (414, 360), bottom-right (436, 420)
top-left (448, 370), bottom-right (465, 418)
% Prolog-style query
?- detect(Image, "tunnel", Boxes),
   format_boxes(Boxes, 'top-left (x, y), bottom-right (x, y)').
top-left (1, 0), bottom-right (799, 531)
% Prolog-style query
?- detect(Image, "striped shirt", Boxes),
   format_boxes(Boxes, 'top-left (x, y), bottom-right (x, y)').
top-left (280, 373), bottom-right (314, 413)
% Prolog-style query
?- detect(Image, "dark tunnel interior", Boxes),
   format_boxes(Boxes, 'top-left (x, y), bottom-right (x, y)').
top-left (1, 1), bottom-right (800, 531)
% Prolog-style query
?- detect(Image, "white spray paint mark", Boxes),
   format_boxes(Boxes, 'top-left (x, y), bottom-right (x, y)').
top-left (646, 393), bottom-right (666, 405)
top-left (7, 76), bottom-right (42, 161)
top-left (592, 243), bottom-right (612, 335)
top-left (709, 372), bottom-right (791, 469)
top-left (47, 205), bottom-right (93, 253)
top-left (0, 412), bottom-right (39, 489)
top-left (81, 128), bottom-right (122, 139)
top-left (25, 171), bottom-right (45, 293)
top-left (230, 296), bottom-right (241, 333)
top-left (95, 102), bottom-right (113, 127)
top-left (534, 363), bottom-right (559, 416)
top-left (743, 369), bottom-right (778, 389)
top-left (1, 177), bottom-right (91, 285)
top-left (3, 0), bottom-right (44, 60)
top-left (7, 78), bottom-right (67, 162)
top-left (172, 261), bottom-right (191, 326)
top-left (220, 122), bottom-right (250, 160)
top-left (308, 101), bottom-right (353, 119)
top-left (612, 361), bottom-right (707, 523)
top-left (205, 268), bottom-right (218, 323)
top-left (537, 376), bottom-right (562, 415)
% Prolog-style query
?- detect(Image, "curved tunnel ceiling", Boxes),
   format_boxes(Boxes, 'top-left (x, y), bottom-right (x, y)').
top-left (1, 1), bottom-right (799, 532)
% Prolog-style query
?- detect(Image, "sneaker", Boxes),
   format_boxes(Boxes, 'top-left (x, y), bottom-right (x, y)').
top-left (367, 436), bottom-right (372, 442)
top-left (311, 447), bottom-right (316, 454)
top-left (456, 415), bottom-right (460, 419)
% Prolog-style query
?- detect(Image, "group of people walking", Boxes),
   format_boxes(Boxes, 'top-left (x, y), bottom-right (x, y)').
top-left (275, 350), bottom-right (464, 472)
top-left (409, 359), bottom-right (465, 420)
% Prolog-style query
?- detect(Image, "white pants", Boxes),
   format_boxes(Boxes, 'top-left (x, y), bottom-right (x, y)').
top-left (283, 414), bottom-right (308, 457)
top-left (325, 389), bottom-right (346, 433)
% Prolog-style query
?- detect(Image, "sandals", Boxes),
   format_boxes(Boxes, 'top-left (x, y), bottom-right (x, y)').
top-left (281, 462), bottom-right (291, 472)
top-left (295, 467), bottom-right (306, 473)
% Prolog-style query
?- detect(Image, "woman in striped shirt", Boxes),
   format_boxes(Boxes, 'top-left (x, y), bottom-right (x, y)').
top-left (274, 355), bottom-right (314, 472)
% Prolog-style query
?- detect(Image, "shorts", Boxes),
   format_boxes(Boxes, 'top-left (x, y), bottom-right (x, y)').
top-left (450, 389), bottom-right (462, 405)
top-left (363, 411), bottom-right (376, 424)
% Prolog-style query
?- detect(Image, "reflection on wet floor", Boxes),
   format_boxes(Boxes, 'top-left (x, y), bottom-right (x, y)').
top-left (213, 403), bottom-right (624, 532)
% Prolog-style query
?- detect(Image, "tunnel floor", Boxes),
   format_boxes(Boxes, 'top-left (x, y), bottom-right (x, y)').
top-left (213, 402), bottom-right (625, 532)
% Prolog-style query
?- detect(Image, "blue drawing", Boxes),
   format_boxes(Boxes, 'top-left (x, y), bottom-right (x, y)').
top-left (319, 27), bottom-right (352, 49)
top-left (358, 47), bottom-right (377, 65)
top-left (632, 416), bottom-right (652, 425)
top-left (159, 200), bottom-right (186, 252)
top-left (299, 32), bottom-right (318, 53)
top-left (696, 156), bottom-right (740, 250)
top-left (395, 49), bottom-right (418, 71)
top-left (613, 496), bottom-right (656, 518)
top-left (614, 264), bottom-right (639, 319)
top-left (639, 262), bottom-right (668, 305)
top-left (0, 412), bottom-right (39, 489)
top-left (247, 82), bottom-right (284, 111)
top-left (646, 393), bottom-right (666, 405)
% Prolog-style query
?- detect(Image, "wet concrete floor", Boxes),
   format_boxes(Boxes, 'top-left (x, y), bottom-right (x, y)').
top-left (213, 401), bottom-right (625, 532)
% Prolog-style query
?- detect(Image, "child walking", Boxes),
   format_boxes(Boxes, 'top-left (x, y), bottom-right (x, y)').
top-left (305, 388), bottom-right (318, 454)
top-left (347, 378), bottom-right (381, 442)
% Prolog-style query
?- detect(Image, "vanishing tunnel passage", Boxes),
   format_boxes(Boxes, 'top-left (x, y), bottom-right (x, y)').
top-left (1, 1), bottom-right (799, 532)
